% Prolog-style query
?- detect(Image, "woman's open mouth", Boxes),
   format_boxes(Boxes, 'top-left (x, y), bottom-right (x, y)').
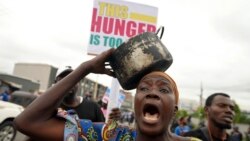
top-left (143, 103), bottom-right (160, 124)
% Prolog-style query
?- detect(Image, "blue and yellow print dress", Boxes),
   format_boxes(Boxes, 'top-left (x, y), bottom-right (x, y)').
top-left (57, 109), bottom-right (136, 141)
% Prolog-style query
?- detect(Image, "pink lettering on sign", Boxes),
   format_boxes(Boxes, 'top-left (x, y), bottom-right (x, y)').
top-left (91, 8), bottom-right (156, 37)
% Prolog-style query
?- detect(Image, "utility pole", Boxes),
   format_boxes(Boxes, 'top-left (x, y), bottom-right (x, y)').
top-left (199, 81), bottom-right (203, 107)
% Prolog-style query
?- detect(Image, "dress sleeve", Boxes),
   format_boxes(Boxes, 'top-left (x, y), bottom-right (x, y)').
top-left (57, 109), bottom-right (79, 141)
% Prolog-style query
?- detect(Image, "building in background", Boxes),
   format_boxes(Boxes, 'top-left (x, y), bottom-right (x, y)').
top-left (79, 77), bottom-right (107, 100)
top-left (178, 98), bottom-right (200, 113)
top-left (10, 62), bottom-right (134, 110)
top-left (13, 63), bottom-right (58, 92)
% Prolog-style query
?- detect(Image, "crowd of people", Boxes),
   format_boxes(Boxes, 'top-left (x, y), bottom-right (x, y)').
top-left (55, 67), bottom-right (105, 122)
top-left (8, 48), bottom-right (248, 141)
top-left (246, 127), bottom-right (250, 141)
top-left (56, 77), bottom-right (242, 141)
top-left (0, 51), bottom-right (247, 141)
top-left (1, 37), bottom-right (245, 141)
top-left (13, 49), bottom-right (199, 141)
top-left (119, 109), bottom-right (135, 126)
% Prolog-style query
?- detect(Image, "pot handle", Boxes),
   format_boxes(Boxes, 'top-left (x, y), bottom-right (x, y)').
top-left (155, 26), bottom-right (164, 39)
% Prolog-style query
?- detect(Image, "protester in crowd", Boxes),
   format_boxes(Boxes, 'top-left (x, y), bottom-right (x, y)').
top-left (186, 115), bottom-right (194, 130)
top-left (230, 126), bottom-right (242, 141)
top-left (0, 88), bottom-right (12, 101)
top-left (120, 109), bottom-right (129, 124)
top-left (198, 120), bottom-right (205, 128)
top-left (14, 49), bottom-right (200, 141)
top-left (55, 67), bottom-right (105, 122)
top-left (128, 110), bottom-right (135, 126)
top-left (171, 117), bottom-right (179, 132)
top-left (174, 116), bottom-right (191, 136)
top-left (184, 93), bottom-right (235, 141)
top-left (246, 126), bottom-right (250, 141)
top-left (84, 91), bottom-right (93, 101)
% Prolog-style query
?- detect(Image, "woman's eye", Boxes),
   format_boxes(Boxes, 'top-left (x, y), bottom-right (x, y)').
top-left (140, 87), bottom-right (149, 92)
top-left (160, 88), bottom-right (170, 93)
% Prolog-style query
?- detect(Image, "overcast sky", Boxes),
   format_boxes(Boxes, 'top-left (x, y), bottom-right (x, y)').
top-left (0, 0), bottom-right (250, 110)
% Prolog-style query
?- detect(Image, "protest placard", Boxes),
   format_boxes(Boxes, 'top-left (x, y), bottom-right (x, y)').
top-left (88, 0), bottom-right (158, 55)
top-left (88, 0), bottom-right (158, 121)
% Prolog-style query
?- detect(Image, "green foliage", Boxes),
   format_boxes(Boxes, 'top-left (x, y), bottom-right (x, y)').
top-left (176, 101), bottom-right (250, 124)
top-left (233, 101), bottom-right (241, 123)
top-left (192, 106), bottom-right (205, 119)
top-left (233, 100), bottom-right (250, 124)
top-left (176, 109), bottom-right (189, 118)
top-left (191, 101), bottom-right (250, 124)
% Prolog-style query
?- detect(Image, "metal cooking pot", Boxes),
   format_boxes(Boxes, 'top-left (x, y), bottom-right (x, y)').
top-left (109, 26), bottom-right (173, 90)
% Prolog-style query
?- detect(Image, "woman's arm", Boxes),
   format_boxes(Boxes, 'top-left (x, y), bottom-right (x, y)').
top-left (14, 49), bottom-right (115, 141)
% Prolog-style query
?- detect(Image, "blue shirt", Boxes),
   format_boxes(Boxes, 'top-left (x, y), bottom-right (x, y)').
top-left (0, 92), bottom-right (10, 101)
top-left (175, 125), bottom-right (191, 136)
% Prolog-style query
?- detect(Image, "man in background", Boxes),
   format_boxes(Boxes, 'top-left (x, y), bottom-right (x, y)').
top-left (184, 93), bottom-right (235, 141)
top-left (0, 88), bottom-right (12, 101)
top-left (230, 126), bottom-right (242, 141)
top-left (174, 116), bottom-right (191, 136)
top-left (55, 67), bottom-right (105, 122)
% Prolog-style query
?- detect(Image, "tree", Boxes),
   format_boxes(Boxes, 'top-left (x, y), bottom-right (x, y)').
top-left (233, 101), bottom-right (241, 123)
top-left (176, 109), bottom-right (189, 118)
top-left (192, 106), bottom-right (205, 120)
top-left (233, 100), bottom-right (250, 124)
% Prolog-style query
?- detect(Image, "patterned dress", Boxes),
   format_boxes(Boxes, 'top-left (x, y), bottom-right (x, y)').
top-left (58, 109), bottom-right (201, 141)
top-left (58, 109), bottom-right (136, 141)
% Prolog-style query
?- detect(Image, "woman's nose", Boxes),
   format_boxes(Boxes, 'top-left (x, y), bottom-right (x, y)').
top-left (146, 93), bottom-right (160, 100)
